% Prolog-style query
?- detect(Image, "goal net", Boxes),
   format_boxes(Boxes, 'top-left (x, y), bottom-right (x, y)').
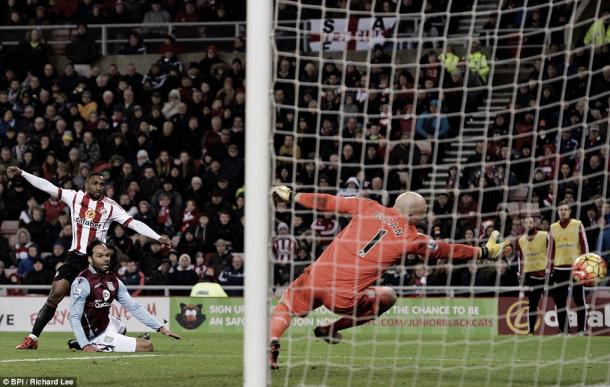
top-left (268, 0), bottom-right (610, 385)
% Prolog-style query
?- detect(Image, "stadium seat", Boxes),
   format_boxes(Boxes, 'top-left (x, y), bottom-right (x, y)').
top-left (0, 221), bottom-right (18, 236)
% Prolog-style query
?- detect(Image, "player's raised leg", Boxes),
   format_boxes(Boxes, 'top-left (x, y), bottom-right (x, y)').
top-left (269, 271), bottom-right (318, 370)
top-left (315, 286), bottom-right (398, 343)
top-left (269, 302), bottom-right (292, 370)
top-left (16, 278), bottom-right (71, 349)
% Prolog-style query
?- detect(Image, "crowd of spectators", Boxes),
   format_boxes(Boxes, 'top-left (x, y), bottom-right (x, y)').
top-left (271, 2), bottom-right (610, 292)
top-left (0, 0), bottom-right (245, 28)
top-left (0, 1), bottom-right (248, 295)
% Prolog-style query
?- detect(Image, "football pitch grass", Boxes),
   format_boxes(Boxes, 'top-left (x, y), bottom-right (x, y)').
top-left (1, 332), bottom-right (610, 386)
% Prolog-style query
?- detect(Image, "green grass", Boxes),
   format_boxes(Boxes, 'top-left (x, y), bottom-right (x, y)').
top-left (1, 331), bottom-right (610, 386)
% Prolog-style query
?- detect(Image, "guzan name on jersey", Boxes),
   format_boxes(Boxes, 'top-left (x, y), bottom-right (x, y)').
top-left (58, 188), bottom-right (134, 255)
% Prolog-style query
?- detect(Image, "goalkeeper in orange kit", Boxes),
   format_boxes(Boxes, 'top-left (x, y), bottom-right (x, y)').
top-left (269, 186), bottom-right (511, 369)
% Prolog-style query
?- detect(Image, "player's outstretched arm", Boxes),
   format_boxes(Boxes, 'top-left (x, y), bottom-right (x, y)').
top-left (116, 281), bottom-right (182, 339)
top-left (128, 219), bottom-right (171, 247)
top-left (112, 204), bottom-right (172, 248)
top-left (69, 277), bottom-right (99, 352)
top-left (416, 231), bottom-right (511, 261)
top-left (272, 185), bottom-right (362, 214)
top-left (7, 166), bottom-right (61, 198)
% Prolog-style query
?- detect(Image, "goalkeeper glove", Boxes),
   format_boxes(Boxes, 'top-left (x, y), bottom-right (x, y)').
top-left (479, 230), bottom-right (511, 259)
top-left (271, 185), bottom-right (292, 202)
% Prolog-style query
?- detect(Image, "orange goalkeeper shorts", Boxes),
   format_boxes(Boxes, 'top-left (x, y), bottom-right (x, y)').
top-left (280, 269), bottom-right (379, 317)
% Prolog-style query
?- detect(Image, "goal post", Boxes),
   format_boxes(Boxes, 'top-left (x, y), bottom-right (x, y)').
top-left (244, 0), bottom-right (272, 385)
top-left (261, 0), bottom-right (610, 385)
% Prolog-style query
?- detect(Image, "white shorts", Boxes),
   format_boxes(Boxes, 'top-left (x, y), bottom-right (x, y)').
top-left (90, 316), bottom-right (137, 352)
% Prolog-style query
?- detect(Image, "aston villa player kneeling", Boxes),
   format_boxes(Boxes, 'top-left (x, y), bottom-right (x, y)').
top-left (69, 240), bottom-right (181, 352)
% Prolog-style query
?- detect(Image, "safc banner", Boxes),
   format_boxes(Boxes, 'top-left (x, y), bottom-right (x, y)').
top-left (498, 295), bottom-right (610, 335)
top-left (0, 297), bottom-right (169, 332)
top-left (171, 297), bottom-right (497, 335)
top-left (309, 17), bottom-right (397, 52)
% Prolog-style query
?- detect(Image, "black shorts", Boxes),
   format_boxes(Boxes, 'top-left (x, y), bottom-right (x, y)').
top-left (53, 251), bottom-right (88, 283)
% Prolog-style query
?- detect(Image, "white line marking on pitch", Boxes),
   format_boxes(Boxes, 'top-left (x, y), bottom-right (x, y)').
top-left (3, 353), bottom-right (610, 367)
top-left (0, 354), bottom-right (168, 363)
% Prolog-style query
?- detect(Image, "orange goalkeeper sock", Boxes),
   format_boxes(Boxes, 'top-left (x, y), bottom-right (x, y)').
top-left (270, 303), bottom-right (292, 339)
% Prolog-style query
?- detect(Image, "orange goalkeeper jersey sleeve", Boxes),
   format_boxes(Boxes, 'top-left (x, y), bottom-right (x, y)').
top-left (296, 193), bottom-right (479, 294)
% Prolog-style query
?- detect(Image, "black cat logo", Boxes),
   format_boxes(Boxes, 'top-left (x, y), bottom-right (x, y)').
top-left (176, 303), bottom-right (206, 329)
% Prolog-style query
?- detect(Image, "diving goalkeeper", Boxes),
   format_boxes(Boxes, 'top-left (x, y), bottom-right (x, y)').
top-left (269, 187), bottom-right (511, 369)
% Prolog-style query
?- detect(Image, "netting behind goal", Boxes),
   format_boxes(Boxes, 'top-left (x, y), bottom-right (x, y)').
top-left (269, 0), bottom-right (610, 385)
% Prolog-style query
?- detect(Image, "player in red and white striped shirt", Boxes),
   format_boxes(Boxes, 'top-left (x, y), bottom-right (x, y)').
top-left (8, 166), bottom-right (171, 350)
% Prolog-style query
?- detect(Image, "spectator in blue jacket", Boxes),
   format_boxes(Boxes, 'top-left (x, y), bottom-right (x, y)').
top-left (415, 99), bottom-right (449, 140)
top-left (218, 253), bottom-right (244, 296)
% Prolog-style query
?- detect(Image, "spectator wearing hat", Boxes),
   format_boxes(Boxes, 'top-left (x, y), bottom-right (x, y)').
top-left (213, 176), bottom-right (233, 203)
top-left (152, 177), bottom-right (184, 213)
top-left (185, 176), bottom-right (206, 209)
top-left (203, 189), bottom-right (231, 223)
top-left (135, 149), bottom-right (153, 173)
top-left (25, 258), bottom-right (52, 294)
top-left (149, 258), bottom-right (172, 287)
top-left (338, 176), bottom-right (361, 198)
top-left (18, 243), bottom-right (40, 278)
top-left (177, 229), bottom-right (201, 258)
top-left (162, 89), bottom-right (182, 119)
top-left (134, 200), bottom-right (155, 229)
top-left (188, 214), bottom-right (212, 253)
top-left (169, 254), bottom-right (198, 295)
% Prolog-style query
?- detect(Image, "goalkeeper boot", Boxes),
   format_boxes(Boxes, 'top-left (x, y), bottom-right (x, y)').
top-left (269, 339), bottom-right (280, 370)
top-left (16, 335), bottom-right (38, 350)
top-left (314, 326), bottom-right (342, 344)
top-left (67, 339), bottom-right (81, 350)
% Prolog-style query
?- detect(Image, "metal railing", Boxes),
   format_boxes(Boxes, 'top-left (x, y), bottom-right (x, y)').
top-left (2, 284), bottom-right (609, 297)
top-left (0, 17), bottom-right (427, 56)
top-left (0, 284), bottom-right (243, 297)
top-left (0, 22), bottom-right (247, 55)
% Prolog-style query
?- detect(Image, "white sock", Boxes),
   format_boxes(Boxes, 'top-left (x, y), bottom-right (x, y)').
top-left (28, 334), bottom-right (38, 341)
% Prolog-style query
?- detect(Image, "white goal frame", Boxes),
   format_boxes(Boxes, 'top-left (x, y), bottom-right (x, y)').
top-left (244, 0), bottom-right (272, 386)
